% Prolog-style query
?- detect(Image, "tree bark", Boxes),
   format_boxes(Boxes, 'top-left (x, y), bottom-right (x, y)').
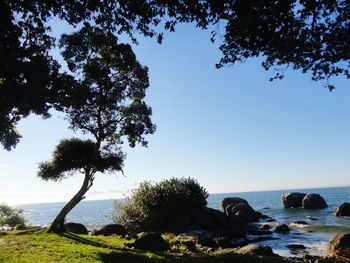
top-left (48, 171), bottom-right (93, 233)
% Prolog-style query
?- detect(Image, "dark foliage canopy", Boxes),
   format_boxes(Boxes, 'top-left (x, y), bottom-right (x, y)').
top-left (38, 138), bottom-right (124, 181)
top-left (115, 177), bottom-right (209, 231)
top-left (2, 0), bottom-right (349, 150)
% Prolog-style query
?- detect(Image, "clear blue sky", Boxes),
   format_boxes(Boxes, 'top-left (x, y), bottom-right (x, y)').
top-left (1, 20), bottom-right (350, 204)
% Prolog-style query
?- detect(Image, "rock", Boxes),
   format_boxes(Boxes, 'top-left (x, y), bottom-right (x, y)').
top-left (236, 244), bottom-right (277, 256)
top-left (221, 197), bottom-right (248, 211)
top-left (174, 234), bottom-right (197, 251)
top-left (335, 203), bottom-right (350, 217)
top-left (214, 236), bottom-right (232, 249)
top-left (293, 221), bottom-right (308, 225)
top-left (64, 222), bottom-right (88, 235)
top-left (328, 233), bottom-right (350, 258)
top-left (195, 207), bottom-right (247, 238)
top-left (230, 203), bottom-right (258, 222)
top-left (282, 192), bottom-right (306, 208)
top-left (306, 216), bottom-right (318, 221)
top-left (267, 218), bottom-right (276, 222)
top-left (91, 224), bottom-right (126, 236)
top-left (133, 232), bottom-right (169, 251)
top-left (274, 224), bottom-right (290, 233)
top-left (302, 193), bottom-right (328, 209)
top-left (262, 224), bottom-right (272, 230)
top-left (288, 244), bottom-right (307, 250)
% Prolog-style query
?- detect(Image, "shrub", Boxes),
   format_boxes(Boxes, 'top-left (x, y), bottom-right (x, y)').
top-left (113, 177), bottom-right (209, 231)
top-left (0, 204), bottom-right (25, 227)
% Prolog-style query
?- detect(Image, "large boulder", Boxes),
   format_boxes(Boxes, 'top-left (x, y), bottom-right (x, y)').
top-left (91, 224), bottom-right (126, 236)
top-left (235, 244), bottom-right (277, 256)
top-left (221, 197), bottom-right (249, 211)
top-left (274, 224), bottom-right (290, 233)
top-left (194, 207), bottom-right (247, 238)
top-left (328, 233), bottom-right (350, 258)
top-left (64, 222), bottom-right (88, 235)
top-left (302, 193), bottom-right (328, 209)
top-left (335, 203), bottom-right (350, 217)
top-left (281, 192), bottom-right (306, 208)
top-left (227, 203), bottom-right (259, 222)
top-left (133, 232), bottom-right (169, 251)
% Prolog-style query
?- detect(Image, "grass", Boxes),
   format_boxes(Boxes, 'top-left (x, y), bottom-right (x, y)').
top-left (0, 229), bottom-right (338, 263)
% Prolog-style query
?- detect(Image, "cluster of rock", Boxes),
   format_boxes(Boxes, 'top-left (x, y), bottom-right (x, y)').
top-left (63, 193), bottom-right (350, 260)
top-left (282, 192), bottom-right (350, 218)
top-left (281, 192), bottom-right (328, 209)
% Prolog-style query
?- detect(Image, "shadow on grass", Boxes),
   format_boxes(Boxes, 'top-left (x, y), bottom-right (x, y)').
top-left (58, 232), bottom-right (121, 250)
top-left (15, 228), bottom-right (44, 235)
top-left (0, 231), bottom-right (8, 236)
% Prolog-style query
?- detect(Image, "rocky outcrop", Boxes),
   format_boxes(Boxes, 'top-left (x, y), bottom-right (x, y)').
top-left (235, 244), bottom-right (277, 256)
top-left (221, 197), bottom-right (249, 212)
top-left (281, 192), bottom-right (306, 208)
top-left (64, 222), bottom-right (88, 235)
top-left (328, 233), bottom-right (350, 259)
top-left (302, 193), bottom-right (328, 209)
top-left (195, 207), bottom-right (247, 238)
top-left (132, 232), bottom-right (169, 251)
top-left (225, 203), bottom-right (259, 222)
top-left (335, 203), bottom-right (350, 217)
top-left (91, 224), bottom-right (126, 236)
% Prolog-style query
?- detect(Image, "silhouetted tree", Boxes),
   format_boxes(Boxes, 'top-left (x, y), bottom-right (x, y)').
top-left (2, 1), bottom-right (349, 149)
top-left (38, 25), bottom-right (155, 232)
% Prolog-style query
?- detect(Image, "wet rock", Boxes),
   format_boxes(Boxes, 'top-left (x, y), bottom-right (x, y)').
top-left (267, 218), bottom-right (276, 222)
top-left (287, 244), bottom-right (307, 250)
top-left (302, 193), bottom-right (328, 209)
top-left (133, 232), bottom-right (169, 251)
top-left (306, 216), bottom-right (317, 221)
top-left (64, 222), bottom-right (88, 235)
top-left (235, 244), bottom-right (277, 256)
top-left (262, 224), bottom-right (272, 230)
top-left (221, 197), bottom-right (249, 211)
top-left (274, 224), bottom-right (290, 233)
top-left (91, 224), bottom-right (126, 236)
top-left (328, 233), bottom-right (350, 258)
top-left (335, 203), bottom-right (350, 217)
top-left (282, 192), bottom-right (306, 208)
top-left (293, 221), bottom-right (308, 225)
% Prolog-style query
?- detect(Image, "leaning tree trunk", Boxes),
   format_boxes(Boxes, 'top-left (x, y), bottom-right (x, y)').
top-left (48, 171), bottom-right (93, 233)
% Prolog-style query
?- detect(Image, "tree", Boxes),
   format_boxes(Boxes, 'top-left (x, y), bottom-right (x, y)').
top-left (3, 1), bottom-right (349, 150)
top-left (0, 203), bottom-right (25, 227)
top-left (203, 1), bottom-right (350, 91)
top-left (38, 25), bottom-right (155, 232)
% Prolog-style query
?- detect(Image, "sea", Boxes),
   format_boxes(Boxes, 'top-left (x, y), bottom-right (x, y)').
top-left (16, 186), bottom-right (350, 258)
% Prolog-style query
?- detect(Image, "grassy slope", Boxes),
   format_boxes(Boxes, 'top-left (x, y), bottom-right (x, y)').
top-left (0, 229), bottom-right (294, 263)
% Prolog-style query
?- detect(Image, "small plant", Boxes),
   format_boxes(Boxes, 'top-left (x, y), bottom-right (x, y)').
top-left (113, 177), bottom-right (208, 232)
top-left (0, 204), bottom-right (25, 227)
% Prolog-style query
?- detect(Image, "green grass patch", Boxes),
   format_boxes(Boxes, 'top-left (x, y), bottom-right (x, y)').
top-left (0, 229), bottom-right (329, 263)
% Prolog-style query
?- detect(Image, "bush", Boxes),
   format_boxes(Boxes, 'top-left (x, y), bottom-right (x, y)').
top-left (0, 204), bottom-right (25, 227)
top-left (113, 177), bottom-right (209, 231)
